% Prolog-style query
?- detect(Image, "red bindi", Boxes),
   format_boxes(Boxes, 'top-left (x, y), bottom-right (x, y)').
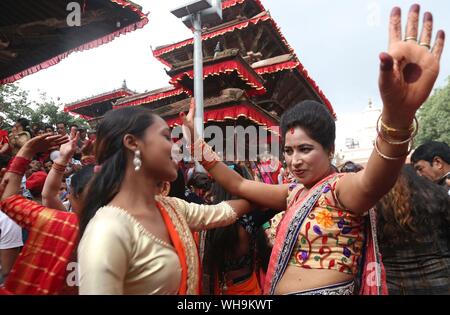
top-left (290, 128), bottom-right (295, 135)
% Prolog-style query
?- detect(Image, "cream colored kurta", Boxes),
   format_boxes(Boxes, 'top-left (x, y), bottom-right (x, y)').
top-left (78, 197), bottom-right (237, 295)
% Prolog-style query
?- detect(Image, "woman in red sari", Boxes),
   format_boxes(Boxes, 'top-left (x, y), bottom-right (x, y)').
top-left (0, 134), bottom-right (77, 295)
top-left (0, 133), bottom-right (95, 295)
top-left (181, 5), bottom-right (445, 295)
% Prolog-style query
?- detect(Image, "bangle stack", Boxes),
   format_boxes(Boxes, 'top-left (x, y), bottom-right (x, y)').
top-left (6, 156), bottom-right (31, 176)
top-left (189, 139), bottom-right (221, 172)
top-left (374, 115), bottom-right (418, 161)
top-left (52, 162), bottom-right (67, 174)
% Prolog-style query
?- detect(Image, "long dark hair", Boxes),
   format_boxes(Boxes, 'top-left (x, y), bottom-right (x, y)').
top-left (16, 118), bottom-right (33, 136)
top-left (70, 165), bottom-right (95, 199)
top-left (203, 163), bottom-right (271, 287)
top-left (79, 107), bottom-right (156, 235)
top-left (168, 168), bottom-right (187, 200)
top-left (377, 165), bottom-right (450, 245)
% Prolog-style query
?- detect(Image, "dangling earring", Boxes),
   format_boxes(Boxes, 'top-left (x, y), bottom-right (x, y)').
top-left (133, 150), bottom-right (142, 172)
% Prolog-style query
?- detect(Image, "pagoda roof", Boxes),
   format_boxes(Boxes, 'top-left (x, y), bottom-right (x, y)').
top-left (167, 49), bottom-right (266, 97)
top-left (113, 86), bottom-right (189, 109)
top-left (203, 0), bottom-right (265, 28)
top-left (64, 87), bottom-right (135, 117)
top-left (87, 89), bottom-right (280, 133)
top-left (251, 55), bottom-right (335, 118)
top-left (222, 0), bottom-right (265, 12)
top-left (0, 0), bottom-right (148, 84)
top-left (152, 11), bottom-right (292, 68)
top-left (156, 91), bottom-right (279, 133)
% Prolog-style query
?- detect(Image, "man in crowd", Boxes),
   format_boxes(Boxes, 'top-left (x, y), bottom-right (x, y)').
top-left (56, 122), bottom-right (68, 137)
top-left (412, 141), bottom-right (450, 194)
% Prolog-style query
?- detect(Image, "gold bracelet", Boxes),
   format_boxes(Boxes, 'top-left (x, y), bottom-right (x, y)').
top-left (377, 129), bottom-right (413, 146)
top-left (377, 116), bottom-right (418, 144)
top-left (374, 137), bottom-right (411, 161)
top-left (378, 116), bottom-right (418, 135)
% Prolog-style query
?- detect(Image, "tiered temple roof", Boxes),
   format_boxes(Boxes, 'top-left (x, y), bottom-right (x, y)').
top-left (65, 84), bottom-right (135, 119)
top-left (0, 0), bottom-right (148, 84)
top-left (65, 0), bottom-right (334, 134)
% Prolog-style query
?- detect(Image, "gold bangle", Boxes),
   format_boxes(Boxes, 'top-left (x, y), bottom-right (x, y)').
top-left (379, 116), bottom-right (417, 134)
top-left (377, 128), bottom-right (414, 146)
top-left (374, 137), bottom-right (411, 161)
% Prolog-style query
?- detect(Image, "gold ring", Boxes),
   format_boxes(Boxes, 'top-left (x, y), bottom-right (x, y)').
top-left (404, 36), bottom-right (417, 42)
top-left (419, 42), bottom-right (431, 49)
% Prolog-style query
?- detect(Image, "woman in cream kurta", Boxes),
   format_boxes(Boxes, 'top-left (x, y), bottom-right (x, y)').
top-left (78, 108), bottom-right (256, 295)
top-left (79, 197), bottom-right (238, 295)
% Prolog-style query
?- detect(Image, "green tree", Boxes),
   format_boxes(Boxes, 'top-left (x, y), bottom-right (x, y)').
top-left (416, 77), bottom-right (450, 146)
top-left (1, 83), bottom-right (88, 131)
top-left (0, 83), bottom-right (34, 128)
top-left (30, 92), bottom-right (88, 129)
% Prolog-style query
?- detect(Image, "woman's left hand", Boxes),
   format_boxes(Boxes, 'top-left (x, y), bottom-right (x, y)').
top-left (379, 5), bottom-right (445, 123)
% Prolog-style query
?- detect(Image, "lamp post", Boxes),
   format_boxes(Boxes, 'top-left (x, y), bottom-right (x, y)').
top-left (171, 0), bottom-right (222, 140)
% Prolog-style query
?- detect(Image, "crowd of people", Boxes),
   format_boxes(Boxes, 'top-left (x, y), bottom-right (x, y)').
top-left (0, 5), bottom-right (448, 295)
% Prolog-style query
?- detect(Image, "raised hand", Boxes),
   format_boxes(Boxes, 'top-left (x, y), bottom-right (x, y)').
top-left (379, 5), bottom-right (445, 124)
top-left (59, 131), bottom-right (80, 162)
top-left (20, 134), bottom-right (69, 158)
top-left (180, 98), bottom-right (196, 144)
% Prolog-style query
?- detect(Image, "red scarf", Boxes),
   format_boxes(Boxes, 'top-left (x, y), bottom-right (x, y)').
top-left (0, 195), bottom-right (79, 295)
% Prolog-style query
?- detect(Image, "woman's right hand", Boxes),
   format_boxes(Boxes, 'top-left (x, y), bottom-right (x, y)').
top-left (181, 98), bottom-right (196, 145)
top-left (59, 131), bottom-right (80, 163)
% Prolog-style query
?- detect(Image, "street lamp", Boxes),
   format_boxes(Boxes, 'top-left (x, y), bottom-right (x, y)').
top-left (171, 0), bottom-right (222, 141)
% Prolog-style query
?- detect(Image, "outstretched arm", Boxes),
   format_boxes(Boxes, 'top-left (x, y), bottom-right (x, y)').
top-left (337, 5), bottom-right (445, 214)
top-left (181, 102), bottom-right (289, 211)
top-left (42, 132), bottom-right (79, 211)
top-left (1, 134), bottom-right (69, 201)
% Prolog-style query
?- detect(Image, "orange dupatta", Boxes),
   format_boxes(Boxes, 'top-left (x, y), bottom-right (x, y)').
top-left (156, 198), bottom-right (202, 295)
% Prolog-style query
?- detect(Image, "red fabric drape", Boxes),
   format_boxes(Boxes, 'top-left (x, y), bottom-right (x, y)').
top-left (170, 60), bottom-right (266, 96)
top-left (0, 195), bottom-right (79, 295)
top-left (65, 90), bottom-right (133, 112)
top-left (254, 61), bottom-right (300, 75)
top-left (166, 104), bottom-right (279, 134)
top-left (253, 60), bottom-right (336, 118)
top-left (1, 1), bottom-right (148, 85)
top-left (113, 88), bottom-right (188, 109)
top-left (223, 0), bottom-right (265, 11)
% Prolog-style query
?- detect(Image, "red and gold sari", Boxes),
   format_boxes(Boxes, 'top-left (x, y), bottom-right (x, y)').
top-left (0, 195), bottom-right (79, 295)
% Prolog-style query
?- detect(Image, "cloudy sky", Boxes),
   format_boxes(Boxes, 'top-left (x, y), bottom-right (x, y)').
top-left (18, 0), bottom-right (450, 121)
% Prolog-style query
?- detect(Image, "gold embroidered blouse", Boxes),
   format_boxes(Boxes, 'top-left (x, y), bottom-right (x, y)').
top-left (78, 197), bottom-right (237, 295)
